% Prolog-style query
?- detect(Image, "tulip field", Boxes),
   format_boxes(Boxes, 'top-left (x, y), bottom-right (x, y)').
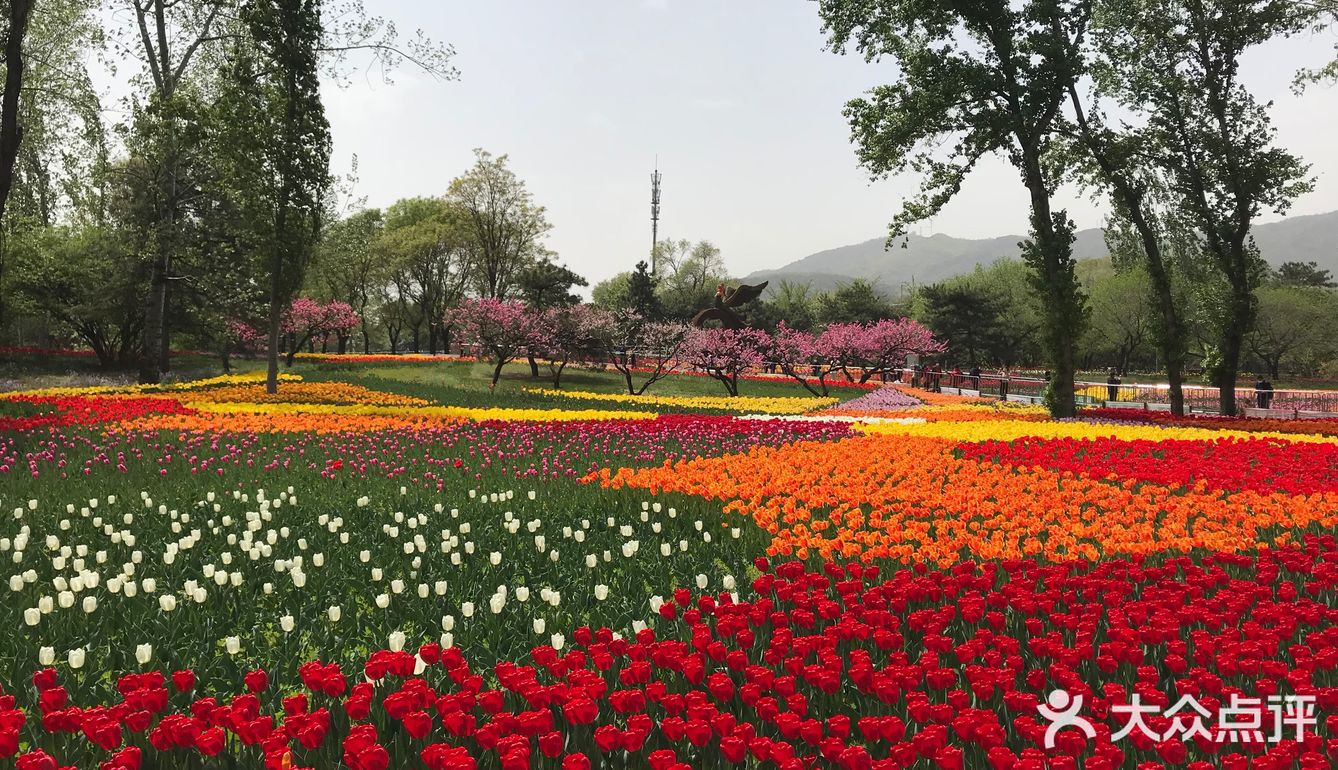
top-left (0, 361), bottom-right (1336, 770)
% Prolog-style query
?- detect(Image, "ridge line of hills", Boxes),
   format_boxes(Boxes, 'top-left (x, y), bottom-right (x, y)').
top-left (741, 210), bottom-right (1338, 294)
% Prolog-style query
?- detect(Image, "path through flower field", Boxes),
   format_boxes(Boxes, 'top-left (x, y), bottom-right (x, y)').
top-left (0, 361), bottom-right (1335, 770)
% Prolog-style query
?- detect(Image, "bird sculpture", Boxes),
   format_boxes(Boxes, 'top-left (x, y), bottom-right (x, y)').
top-left (690, 281), bottom-right (769, 329)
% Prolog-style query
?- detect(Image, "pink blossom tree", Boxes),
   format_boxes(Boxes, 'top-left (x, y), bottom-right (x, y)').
top-left (771, 323), bottom-right (840, 396)
top-left (682, 326), bottom-right (768, 396)
top-left (586, 309), bottom-right (690, 395)
top-left (527, 304), bottom-right (605, 388)
top-left (847, 317), bottom-right (945, 382)
top-left (281, 299), bottom-right (360, 366)
top-left (446, 298), bottom-right (538, 387)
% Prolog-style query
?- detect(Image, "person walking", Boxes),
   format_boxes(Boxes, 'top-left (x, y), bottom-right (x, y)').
top-left (1254, 375), bottom-right (1274, 409)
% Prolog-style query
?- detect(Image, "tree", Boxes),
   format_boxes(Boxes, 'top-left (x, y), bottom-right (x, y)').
top-left (817, 0), bottom-right (1090, 417)
top-left (447, 149), bottom-right (551, 300)
top-left (847, 317), bottom-right (945, 383)
top-left (517, 253), bottom-right (587, 376)
top-left (1248, 285), bottom-right (1338, 379)
top-left (1082, 266), bottom-right (1153, 374)
top-left (770, 322), bottom-right (845, 397)
top-left (1101, 0), bottom-right (1312, 415)
top-left (379, 197), bottom-right (471, 354)
top-left (586, 309), bottom-right (689, 395)
top-left (311, 208), bottom-right (384, 351)
top-left (446, 298), bottom-right (536, 387)
top-left (681, 327), bottom-right (767, 397)
top-left (769, 280), bottom-right (818, 331)
top-left (526, 304), bottom-right (602, 388)
top-left (818, 279), bottom-right (893, 325)
top-left (656, 240), bottom-right (727, 320)
top-left (918, 283), bottom-right (1008, 366)
top-left (625, 260), bottom-right (661, 321)
top-left (223, 0), bottom-right (333, 394)
top-left (590, 272), bottom-right (631, 311)
top-left (7, 223), bottom-right (145, 368)
top-left (1065, 10), bottom-right (1195, 414)
top-left (1273, 260), bottom-right (1335, 288)
top-left (0, 0), bottom-right (36, 227)
top-left (281, 297), bottom-right (357, 364)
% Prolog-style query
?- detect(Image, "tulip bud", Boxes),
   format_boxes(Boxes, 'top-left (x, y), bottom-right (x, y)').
top-left (280, 615), bottom-right (295, 633)
top-left (224, 636), bottom-right (241, 655)
top-left (328, 605), bottom-right (341, 622)
top-left (136, 644), bottom-right (153, 665)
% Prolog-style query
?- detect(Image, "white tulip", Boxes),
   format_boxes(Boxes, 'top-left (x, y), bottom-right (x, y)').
top-left (532, 617), bottom-right (545, 634)
top-left (38, 646), bottom-right (54, 665)
top-left (551, 633), bottom-right (565, 650)
top-left (7, 575), bottom-right (21, 591)
top-left (58, 591), bottom-right (74, 609)
top-left (435, 580), bottom-right (448, 596)
top-left (23, 607), bottom-right (39, 626)
top-left (696, 574), bottom-right (708, 590)
top-left (679, 540), bottom-right (689, 552)
top-left (660, 543), bottom-right (671, 557)
top-left (441, 614), bottom-right (455, 631)
top-left (390, 579), bottom-right (404, 594)
top-left (668, 508), bottom-right (677, 518)
top-left (489, 594), bottom-right (505, 614)
top-left (515, 586), bottom-right (530, 602)
top-left (462, 602), bottom-right (475, 618)
top-left (388, 631), bottom-right (406, 652)
top-left (585, 554), bottom-right (597, 569)
top-left (489, 552), bottom-right (502, 566)
top-left (280, 615), bottom-right (295, 633)
top-left (730, 528), bottom-right (741, 539)
top-left (68, 647), bottom-right (86, 669)
top-left (723, 575), bottom-right (736, 590)
top-left (193, 587), bottom-right (208, 603)
top-left (328, 605), bottom-right (341, 622)
top-left (225, 636), bottom-right (241, 655)
top-left (703, 532), bottom-right (712, 543)
top-left (159, 594), bottom-right (177, 612)
top-left (371, 568), bottom-right (383, 581)
top-left (632, 620), bottom-right (648, 633)
top-left (417, 584), bottom-right (429, 599)
top-left (375, 594), bottom-right (390, 609)
top-left (136, 644), bottom-right (153, 664)
top-left (441, 632), bottom-right (454, 648)
top-left (595, 584), bottom-right (609, 601)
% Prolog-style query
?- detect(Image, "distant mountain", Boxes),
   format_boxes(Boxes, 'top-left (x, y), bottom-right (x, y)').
top-left (744, 210), bottom-right (1338, 294)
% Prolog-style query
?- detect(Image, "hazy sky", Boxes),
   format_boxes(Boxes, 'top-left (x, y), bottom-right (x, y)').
top-left (322, 1), bottom-right (1338, 287)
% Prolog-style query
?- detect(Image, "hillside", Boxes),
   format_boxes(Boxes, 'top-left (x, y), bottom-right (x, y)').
top-left (744, 210), bottom-right (1338, 293)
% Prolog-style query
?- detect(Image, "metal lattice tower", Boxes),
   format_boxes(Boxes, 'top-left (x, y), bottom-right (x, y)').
top-left (650, 162), bottom-right (662, 275)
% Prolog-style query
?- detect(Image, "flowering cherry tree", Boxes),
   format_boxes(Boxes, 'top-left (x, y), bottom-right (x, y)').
top-left (847, 317), bottom-right (945, 383)
top-left (281, 299), bottom-right (361, 366)
top-left (681, 326), bottom-right (768, 396)
top-left (586, 309), bottom-right (690, 395)
top-left (446, 298), bottom-right (538, 387)
top-left (527, 304), bottom-right (604, 389)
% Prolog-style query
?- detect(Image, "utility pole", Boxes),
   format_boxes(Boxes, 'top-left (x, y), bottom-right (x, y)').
top-left (650, 160), bottom-right (661, 275)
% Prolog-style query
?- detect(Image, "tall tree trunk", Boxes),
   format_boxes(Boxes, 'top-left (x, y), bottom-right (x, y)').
top-left (0, 0), bottom-right (34, 225)
top-left (1021, 152), bottom-right (1080, 418)
top-left (528, 354), bottom-right (539, 378)
top-left (1216, 281), bottom-right (1252, 416)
